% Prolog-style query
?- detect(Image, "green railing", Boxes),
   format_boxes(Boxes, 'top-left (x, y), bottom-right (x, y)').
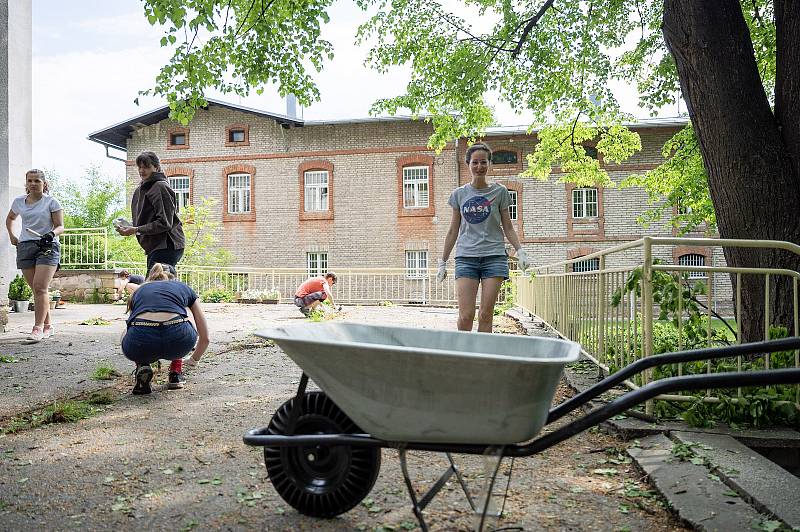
top-left (513, 237), bottom-right (800, 415)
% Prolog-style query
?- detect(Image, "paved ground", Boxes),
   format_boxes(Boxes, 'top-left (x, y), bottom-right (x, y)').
top-left (0, 303), bottom-right (688, 531)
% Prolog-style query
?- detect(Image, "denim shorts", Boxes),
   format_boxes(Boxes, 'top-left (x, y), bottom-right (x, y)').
top-left (16, 240), bottom-right (60, 269)
top-left (454, 255), bottom-right (509, 280)
top-left (122, 320), bottom-right (198, 365)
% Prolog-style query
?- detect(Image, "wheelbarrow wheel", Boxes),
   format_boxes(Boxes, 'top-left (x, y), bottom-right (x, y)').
top-left (264, 391), bottom-right (381, 518)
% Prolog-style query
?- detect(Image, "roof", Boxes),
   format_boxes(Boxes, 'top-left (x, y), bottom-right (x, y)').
top-left (88, 98), bottom-right (688, 152)
top-left (87, 98), bottom-right (305, 152)
top-left (483, 116), bottom-right (689, 136)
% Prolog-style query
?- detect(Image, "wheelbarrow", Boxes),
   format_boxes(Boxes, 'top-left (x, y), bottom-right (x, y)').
top-left (244, 322), bottom-right (800, 531)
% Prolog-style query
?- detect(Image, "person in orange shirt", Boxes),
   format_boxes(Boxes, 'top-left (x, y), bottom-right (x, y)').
top-left (294, 272), bottom-right (337, 317)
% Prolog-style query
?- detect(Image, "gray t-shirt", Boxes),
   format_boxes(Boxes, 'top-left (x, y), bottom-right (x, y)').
top-left (448, 183), bottom-right (511, 258)
top-left (11, 194), bottom-right (62, 242)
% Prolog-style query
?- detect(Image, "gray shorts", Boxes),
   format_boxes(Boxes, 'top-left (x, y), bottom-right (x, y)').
top-left (16, 240), bottom-right (61, 269)
top-left (294, 291), bottom-right (326, 308)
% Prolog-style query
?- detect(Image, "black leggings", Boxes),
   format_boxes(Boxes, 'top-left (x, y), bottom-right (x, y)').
top-left (147, 246), bottom-right (184, 274)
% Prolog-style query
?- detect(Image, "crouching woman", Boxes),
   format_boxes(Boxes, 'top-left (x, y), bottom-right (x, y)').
top-left (122, 263), bottom-right (209, 395)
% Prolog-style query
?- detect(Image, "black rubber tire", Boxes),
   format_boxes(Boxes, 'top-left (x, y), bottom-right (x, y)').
top-left (264, 391), bottom-right (381, 518)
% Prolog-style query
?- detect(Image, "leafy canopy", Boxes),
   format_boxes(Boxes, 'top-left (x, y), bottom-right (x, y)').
top-left (142, 0), bottom-right (778, 231)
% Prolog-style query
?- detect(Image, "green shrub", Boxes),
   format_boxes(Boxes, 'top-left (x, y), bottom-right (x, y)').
top-left (201, 287), bottom-right (236, 303)
top-left (8, 275), bottom-right (32, 301)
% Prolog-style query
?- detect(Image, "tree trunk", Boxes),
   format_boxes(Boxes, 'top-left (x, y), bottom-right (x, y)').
top-left (662, 0), bottom-right (800, 343)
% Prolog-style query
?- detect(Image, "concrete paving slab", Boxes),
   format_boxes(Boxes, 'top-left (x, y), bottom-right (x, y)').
top-left (673, 431), bottom-right (800, 529)
top-left (628, 434), bottom-right (767, 532)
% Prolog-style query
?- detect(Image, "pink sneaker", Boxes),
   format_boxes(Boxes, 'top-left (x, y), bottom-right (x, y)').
top-left (43, 325), bottom-right (54, 339)
top-left (27, 326), bottom-right (44, 342)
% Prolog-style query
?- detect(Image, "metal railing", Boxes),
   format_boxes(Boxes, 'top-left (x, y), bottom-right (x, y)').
top-left (513, 237), bottom-right (800, 414)
top-left (60, 227), bottom-right (108, 267)
top-left (107, 262), bottom-right (459, 306)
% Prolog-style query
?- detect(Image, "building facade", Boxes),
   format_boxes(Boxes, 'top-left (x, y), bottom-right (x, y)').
top-left (89, 100), bottom-right (730, 308)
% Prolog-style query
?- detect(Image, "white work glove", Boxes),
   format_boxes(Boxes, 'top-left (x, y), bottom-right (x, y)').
top-left (436, 259), bottom-right (448, 283)
top-left (516, 248), bottom-right (531, 272)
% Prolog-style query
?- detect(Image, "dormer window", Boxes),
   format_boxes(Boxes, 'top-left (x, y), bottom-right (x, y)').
top-left (225, 124), bottom-right (250, 146)
top-left (492, 150), bottom-right (518, 165)
top-left (167, 128), bottom-right (189, 149)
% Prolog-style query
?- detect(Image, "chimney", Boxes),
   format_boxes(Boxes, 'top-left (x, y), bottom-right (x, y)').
top-left (286, 94), bottom-right (297, 118)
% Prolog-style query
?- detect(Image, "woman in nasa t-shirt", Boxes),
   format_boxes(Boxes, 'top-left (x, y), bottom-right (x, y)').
top-left (437, 142), bottom-right (530, 333)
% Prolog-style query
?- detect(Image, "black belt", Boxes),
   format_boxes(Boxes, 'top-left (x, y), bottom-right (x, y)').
top-left (130, 317), bottom-right (190, 327)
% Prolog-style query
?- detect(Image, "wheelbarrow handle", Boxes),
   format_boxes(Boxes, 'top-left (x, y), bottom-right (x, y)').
top-left (547, 337), bottom-right (800, 424)
top-left (509, 366), bottom-right (800, 457)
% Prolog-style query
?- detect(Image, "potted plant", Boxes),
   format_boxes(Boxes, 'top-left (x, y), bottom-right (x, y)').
top-left (262, 288), bottom-right (281, 304)
top-left (8, 275), bottom-right (32, 312)
top-left (49, 290), bottom-right (61, 309)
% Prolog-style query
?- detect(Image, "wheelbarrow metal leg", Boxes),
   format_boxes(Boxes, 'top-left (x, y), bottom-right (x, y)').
top-left (399, 448), bottom-right (429, 532)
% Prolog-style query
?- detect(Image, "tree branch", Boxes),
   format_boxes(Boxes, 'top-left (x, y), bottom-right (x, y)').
top-left (511, 0), bottom-right (557, 57)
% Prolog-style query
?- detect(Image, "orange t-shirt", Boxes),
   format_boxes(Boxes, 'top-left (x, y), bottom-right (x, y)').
top-left (295, 277), bottom-right (330, 299)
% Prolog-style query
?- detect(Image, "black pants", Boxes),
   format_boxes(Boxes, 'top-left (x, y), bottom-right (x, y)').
top-left (146, 246), bottom-right (184, 275)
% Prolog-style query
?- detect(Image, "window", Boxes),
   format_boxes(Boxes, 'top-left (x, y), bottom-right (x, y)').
top-left (227, 173), bottom-right (251, 214)
top-left (168, 175), bottom-right (190, 211)
top-left (307, 252), bottom-right (328, 277)
top-left (403, 166), bottom-right (429, 208)
top-left (572, 188), bottom-right (598, 218)
top-left (304, 170), bottom-right (329, 212)
top-left (678, 253), bottom-right (706, 279)
top-left (405, 250), bottom-right (428, 279)
top-left (229, 129), bottom-right (246, 143)
top-left (492, 150), bottom-right (518, 165)
top-left (508, 190), bottom-right (518, 221)
top-left (573, 257), bottom-right (600, 272)
top-left (170, 133), bottom-right (186, 146)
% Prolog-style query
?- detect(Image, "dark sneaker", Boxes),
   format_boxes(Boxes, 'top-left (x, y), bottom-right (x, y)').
top-left (132, 365), bottom-right (153, 395)
top-left (167, 371), bottom-right (186, 390)
top-left (299, 307), bottom-right (311, 317)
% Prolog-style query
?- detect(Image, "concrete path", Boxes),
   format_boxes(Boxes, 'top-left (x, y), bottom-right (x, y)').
top-left (0, 303), bottom-right (686, 531)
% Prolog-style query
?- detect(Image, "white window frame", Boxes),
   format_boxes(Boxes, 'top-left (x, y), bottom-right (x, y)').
top-left (573, 257), bottom-right (600, 273)
top-left (227, 173), bottom-right (251, 214)
top-left (405, 250), bottom-right (428, 279)
top-left (307, 252), bottom-right (328, 277)
top-left (508, 190), bottom-right (518, 221)
top-left (403, 166), bottom-right (429, 208)
top-left (572, 188), bottom-right (598, 219)
top-left (678, 253), bottom-right (706, 279)
top-left (304, 170), bottom-right (329, 212)
top-left (168, 175), bottom-right (190, 211)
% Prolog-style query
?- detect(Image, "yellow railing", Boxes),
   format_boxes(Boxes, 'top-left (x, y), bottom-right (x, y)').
top-left (513, 237), bottom-right (800, 414)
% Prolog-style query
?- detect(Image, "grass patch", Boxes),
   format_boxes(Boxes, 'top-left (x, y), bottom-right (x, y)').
top-left (1, 398), bottom-right (110, 434)
top-left (80, 317), bottom-right (112, 326)
top-left (91, 361), bottom-right (121, 381)
top-left (0, 355), bottom-right (19, 363)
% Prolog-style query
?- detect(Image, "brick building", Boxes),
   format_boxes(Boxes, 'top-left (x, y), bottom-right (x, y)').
top-left (88, 99), bottom-right (729, 306)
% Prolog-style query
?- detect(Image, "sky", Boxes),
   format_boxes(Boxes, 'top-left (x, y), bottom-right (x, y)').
top-left (32, 0), bottom-right (683, 184)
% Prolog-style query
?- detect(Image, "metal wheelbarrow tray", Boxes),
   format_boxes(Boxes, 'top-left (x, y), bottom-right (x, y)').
top-left (244, 323), bottom-right (800, 530)
top-left (256, 322), bottom-right (579, 444)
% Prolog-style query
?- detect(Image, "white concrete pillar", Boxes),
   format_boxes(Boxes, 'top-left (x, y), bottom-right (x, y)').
top-left (0, 0), bottom-right (32, 329)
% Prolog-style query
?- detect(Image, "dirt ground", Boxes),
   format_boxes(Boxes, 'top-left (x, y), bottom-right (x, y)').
top-left (0, 303), bottom-right (688, 531)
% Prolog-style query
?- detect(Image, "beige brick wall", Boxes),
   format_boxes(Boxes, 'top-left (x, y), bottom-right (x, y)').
top-left (125, 108), bottom-right (732, 308)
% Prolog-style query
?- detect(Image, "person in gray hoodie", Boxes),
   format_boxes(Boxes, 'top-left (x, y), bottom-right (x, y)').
top-left (116, 151), bottom-right (186, 273)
